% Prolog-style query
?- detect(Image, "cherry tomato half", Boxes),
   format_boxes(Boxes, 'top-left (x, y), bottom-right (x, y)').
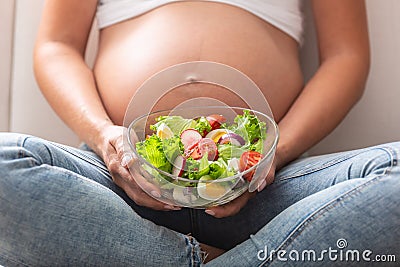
top-left (239, 151), bottom-right (263, 181)
top-left (206, 114), bottom-right (226, 131)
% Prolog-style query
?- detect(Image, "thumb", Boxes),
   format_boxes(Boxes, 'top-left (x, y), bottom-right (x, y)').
top-left (257, 164), bottom-right (276, 192)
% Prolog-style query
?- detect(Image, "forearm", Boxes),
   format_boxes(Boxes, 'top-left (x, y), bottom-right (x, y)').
top-left (276, 54), bottom-right (369, 167)
top-left (34, 42), bottom-right (113, 153)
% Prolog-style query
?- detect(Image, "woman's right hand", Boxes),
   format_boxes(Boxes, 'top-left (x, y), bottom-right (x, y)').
top-left (95, 124), bottom-right (181, 211)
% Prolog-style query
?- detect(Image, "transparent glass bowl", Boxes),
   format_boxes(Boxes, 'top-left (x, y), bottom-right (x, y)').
top-left (126, 106), bottom-right (279, 208)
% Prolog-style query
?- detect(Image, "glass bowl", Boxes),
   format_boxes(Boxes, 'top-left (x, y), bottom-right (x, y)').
top-left (126, 106), bottom-right (279, 208)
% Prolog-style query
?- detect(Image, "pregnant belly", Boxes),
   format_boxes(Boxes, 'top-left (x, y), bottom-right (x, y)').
top-left (93, 2), bottom-right (304, 125)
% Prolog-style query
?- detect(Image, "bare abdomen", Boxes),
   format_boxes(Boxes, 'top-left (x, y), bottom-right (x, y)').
top-left (94, 2), bottom-right (304, 125)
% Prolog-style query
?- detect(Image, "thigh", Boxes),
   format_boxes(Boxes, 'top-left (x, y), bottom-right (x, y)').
top-left (195, 142), bottom-right (400, 250)
top-left (0, 138), bottom-right (201, 266)
top-left (209, 164), bottom-right (400, 266)
top-left (0, 133), bottom-right (193, 236)
top-left (0, 133), bottom-right (116, 190)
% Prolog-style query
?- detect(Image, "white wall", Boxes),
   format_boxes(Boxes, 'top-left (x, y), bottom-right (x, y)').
top-left (6, 0), bottom-right (99, 147)
top-left (1, 0), bottom-right (399, 152)
top-left (7, 0), bottom-right (80, 146)
top-left (303, 0), bottom-right (400, 155)
top-left (0, 0), bottom-right (14, 132)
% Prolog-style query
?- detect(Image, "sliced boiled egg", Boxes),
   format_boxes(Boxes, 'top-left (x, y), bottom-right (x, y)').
top-left (156, 123), bottom-right (174, 140)
top-left (205, 129), bottom-right (231, 143)
top-left (197, 175), bottom-right (231, 201)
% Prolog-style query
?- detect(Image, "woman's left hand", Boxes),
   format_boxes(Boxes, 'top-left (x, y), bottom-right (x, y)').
top-left (204, 157), bottom-right (278, 218)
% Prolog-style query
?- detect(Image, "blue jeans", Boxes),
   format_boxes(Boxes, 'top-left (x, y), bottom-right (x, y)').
top-left (0, 132), bottom-right (399, 266)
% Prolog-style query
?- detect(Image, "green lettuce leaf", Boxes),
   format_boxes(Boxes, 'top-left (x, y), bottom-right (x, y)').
top-left (247, 138), bottom-right (264, 153)
top-left (208, 161), bottom-right (225, 179)
top-left (183, 156), bottom-right (210, 180)
top-left (218, 143), bottom-right (246, 161)
top-left (233, 109), bottom-right (266, 144)
top-left (136, 135), bottom-right (172, 173)
top-left (194, 116), bottom-right (212, 135)
top-left (161, 135), bottom-right (183, 162)
top-left (150, 116), bottom-right (196, 135)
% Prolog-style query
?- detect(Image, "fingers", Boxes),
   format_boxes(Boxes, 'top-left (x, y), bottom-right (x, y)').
top-left (120, 153), bottom-right (135, 168)
top-left (257, 159), bottom-right (277, 192)
top-left (105, 132), bottom-right (180, 211)
top-left (129, 167), bottom-right (162, 198)
top-left (257, 168), bottom-right (275, 192)
top-left (203, 164), bottom-right (275, 218)
top-left (115, 159), bottom-right (181, 211)
top-left (112, 173), bottom-right (176, 211)
top-left (205, 166), bottom-right (276, 218)
top-left (205, 191), bottom-right (255, 218)
top-left (205, 164), bottom-right (276, 218)
top-left (111, 160), bottom-right (180, 211)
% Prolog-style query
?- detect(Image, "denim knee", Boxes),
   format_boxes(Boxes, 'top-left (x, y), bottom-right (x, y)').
top-left (352, 141), bottom-right (399, 179)
top-left (376, 141), bottom-right (400, 166)
top-left (0, 133), bottom-right (53, 166)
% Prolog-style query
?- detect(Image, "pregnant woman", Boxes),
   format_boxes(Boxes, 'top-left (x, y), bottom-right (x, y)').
top-left (1, 0), bottom-right (399, 266)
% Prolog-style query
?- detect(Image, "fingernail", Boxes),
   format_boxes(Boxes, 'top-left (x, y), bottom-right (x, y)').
top-left (151, 191), bottom-right (161, 198)
top-left (121, 154), bottom-right (132, 167)
top-left (164, 205), bottom-right (181, 210)
top-left (258, 180), bottom-right (267, 192)
top-left (205, 209), bottom-right (215, 216)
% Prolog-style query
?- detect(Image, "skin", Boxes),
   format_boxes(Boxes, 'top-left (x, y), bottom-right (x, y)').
top-left (34, 0), bottom-right (370, 258)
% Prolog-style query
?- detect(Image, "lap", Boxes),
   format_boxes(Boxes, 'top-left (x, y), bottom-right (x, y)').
top-left (127, 141), bottom-right (400, 249)
top-left (209, 164), bottom-right (400, 266)
top-left (0, 133), bottom-right (199, 266)
top-left (0, 132), bottom-right (194, 235)
top-left (2, 133), bottom-right (399, 251)
top-left (190, 142), bottom-right (400, 249)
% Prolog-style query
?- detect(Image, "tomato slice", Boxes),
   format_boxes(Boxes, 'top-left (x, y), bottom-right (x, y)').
top-left (239, 151), bottom-right (263, 181)
top-left (206, 114), bottom-right (226, 131)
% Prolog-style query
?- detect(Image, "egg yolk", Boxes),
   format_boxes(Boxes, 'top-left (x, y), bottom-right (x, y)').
top-left (205, 183), bottom-right (227, 199)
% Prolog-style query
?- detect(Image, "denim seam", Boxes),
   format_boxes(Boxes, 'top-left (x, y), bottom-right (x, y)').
top-left (2, 165), bottom-right (115, 226)
top-left (17, 135), bottom-right (28, 158)
top-left (185, 235), bottom-right (202, 267)
top-left (33, 165), bottom-right (128, 219)
top-left (278, 152), bottom-right (363, 181)
top-left (0, 254), bottom-right (29, 267)
top-left (259, 171), bottom-right (388, 267)
top-left (50, 142), bottom-right (109, 172)
top-left (18, 135), bottom-right (37, 167)
top-left (278, 146), bottom-right (398, 181)
top-left (51, 141), bottom-right (107, 170)
top-left (43, 140), bottom-right (54, 166)
top-left (377, 146), bottom-right (398, 169)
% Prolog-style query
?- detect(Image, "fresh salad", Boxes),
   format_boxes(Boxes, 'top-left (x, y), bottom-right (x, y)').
top-left (135, 110), bottom-right (267, 203)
